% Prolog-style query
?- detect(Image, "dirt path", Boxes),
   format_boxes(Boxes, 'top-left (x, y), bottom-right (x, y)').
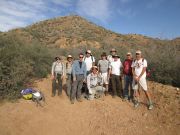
top-left (0, 77), bottom-right (179, 135)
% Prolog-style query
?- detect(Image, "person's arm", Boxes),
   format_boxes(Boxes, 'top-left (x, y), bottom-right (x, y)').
top-left (61, 63), bottom-right (65, 79)
top-left (72, 62), bottom-right (76, 81)
top-left (97, 60), bottom-right (101, 73)
top-left (83, 62), bottom-right (87, 81)
top-left (87, 74), bottom-right (92, 94)
top-left (92, 56), bottom-right (95, 66)
top-left (51, 62), bottom-right (55, 80)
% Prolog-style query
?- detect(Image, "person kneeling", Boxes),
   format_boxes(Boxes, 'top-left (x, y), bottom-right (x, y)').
top-left (87, 66), bottom-right (105, 100)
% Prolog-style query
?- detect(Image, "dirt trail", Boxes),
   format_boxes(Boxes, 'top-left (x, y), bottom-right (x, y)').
top-left (0, 76), bottom-right (179, 135)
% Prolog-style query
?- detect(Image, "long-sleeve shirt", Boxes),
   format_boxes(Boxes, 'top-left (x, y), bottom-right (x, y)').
top-left (51, 61), bottom-right (65, 76)
top-left (87, 73), bottom-right (103, 94)
top-left (72, 60), bottom-right (87, 78)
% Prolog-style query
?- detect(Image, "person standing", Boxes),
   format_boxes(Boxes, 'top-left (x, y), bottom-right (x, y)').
top-left (83, 50), bottom-right (95, 75)
top-left (98, 52), bottom-right (109, 95)
top-left (109, 55), bottom-right (123, 98)
top-left (51, 56), bottom-right (65, 97)
top-left (71, 53), bottom-right (87, 104)
top-left (66, 55), bottom-right (73, 99)
top-left (123, 52), bottom-right (133, 101)
top-left (131, 50), bottom-right (153, 110)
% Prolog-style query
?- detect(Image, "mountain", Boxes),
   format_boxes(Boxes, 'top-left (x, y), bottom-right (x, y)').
top-left (2, 15), bottom-right (179, 50)
top-left (0, 15), bottom-right (179, 88)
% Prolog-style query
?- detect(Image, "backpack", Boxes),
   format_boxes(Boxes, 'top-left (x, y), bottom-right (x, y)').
top-left (21, 88), bottom-right (36, 100)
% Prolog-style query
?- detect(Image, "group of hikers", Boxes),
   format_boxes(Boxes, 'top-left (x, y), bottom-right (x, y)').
top-left (51, 48), bottom-right (153, 110)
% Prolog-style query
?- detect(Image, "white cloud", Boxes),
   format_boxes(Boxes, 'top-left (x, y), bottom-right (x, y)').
top-left (76, 0), bottom-right (111, 22)
top-left (51, 0), bottom-right (72, 7)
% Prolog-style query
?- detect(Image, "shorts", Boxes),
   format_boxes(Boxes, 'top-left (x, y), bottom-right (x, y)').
top-left (101, 72), bottom-right (109, 85)
top-left (132, 76), bottom-right (147, 91)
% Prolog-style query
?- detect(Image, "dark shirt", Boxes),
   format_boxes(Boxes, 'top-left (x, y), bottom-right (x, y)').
top-left (123, 59), bottom-right (133, 76)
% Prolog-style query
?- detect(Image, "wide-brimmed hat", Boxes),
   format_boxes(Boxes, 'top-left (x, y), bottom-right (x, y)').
top-left (136, 50), bottom-right (142, 54)
top-left (112, 54), bottom-right (120, 58)
top-left (55, 56), bottom-right (61, 60)
top-left (91, 66), bottom-right (98, 71)
top-left (86, 50), bottom-right (91, 54)
top-left (101, 52), bottom-right (107, 57)
top-left (126, 52), bottom-right (132, 56)
top-left (110, 48), bottom-right (116, 52)
top-left (67, 55), bottom-right (73, 58)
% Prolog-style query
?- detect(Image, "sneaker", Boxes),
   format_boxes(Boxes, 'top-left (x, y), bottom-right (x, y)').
top-left (148, 104), bottom-right (153, 110)
top-left (71, 100), bottom-right (75, 104)
top-left (77, 98), bottom-right (83, 102)
top-left (134, 101), bottom-right (139, 108)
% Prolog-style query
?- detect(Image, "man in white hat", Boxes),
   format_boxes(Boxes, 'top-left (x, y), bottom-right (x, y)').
top-left (87, 66), bottom-right (105, 100)
top-left (131, 50), bottom-right (153, 110)
top-left (83, 50), bottom-right (95, 75)
top-left (65, 55), bottom-right (73, 99)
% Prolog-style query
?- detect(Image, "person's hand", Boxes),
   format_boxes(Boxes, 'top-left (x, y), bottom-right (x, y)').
top-left (51, 75), bottom-right (55, 80)
top-left (61, 75), bottom-right (64, 80)
top-left (73, 77), bottom-right (76, 82)
top-left (83, 79), bottom-right (86, 83)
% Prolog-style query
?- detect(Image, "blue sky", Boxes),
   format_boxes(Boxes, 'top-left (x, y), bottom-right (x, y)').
top-left (0, 0), bottom-right (179, 39)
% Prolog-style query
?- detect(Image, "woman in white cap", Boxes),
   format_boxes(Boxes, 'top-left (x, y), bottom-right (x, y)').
top-left (131, 50), bottom-right (153, 110)
top-left (66, 55), bottom-right (73, 99)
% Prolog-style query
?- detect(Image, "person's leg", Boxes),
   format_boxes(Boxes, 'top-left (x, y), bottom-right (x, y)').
top-left (77, 75), bottom-right (84, 101)
top-left (71, 77), bottom-right (78, 103)
top-left (66, 74), bottom-right (71, 98)
top-left (116, 75), bottom-right (122, 98)
top-left (111, 75), bottom-right (117, 97)
top-left (124, 75), bottom-right (129, 99)
top-left (52, 77), bottom-right (56, 96)
top-left (57, 74), bottom-right (62, 95)
top-left (129, 76), bottom-right (134, 100)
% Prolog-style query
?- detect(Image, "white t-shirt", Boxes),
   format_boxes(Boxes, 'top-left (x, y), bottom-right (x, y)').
top-left (110, 60), bottom-right (122, 76)
top-left (83, 56), bottom-right (95, 71)
top-left (131, 58), bottom-right (147, 78)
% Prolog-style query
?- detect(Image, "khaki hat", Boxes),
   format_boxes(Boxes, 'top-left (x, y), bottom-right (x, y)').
top-left (101, 52), bottom-right (107, 57)
top-left (136, 50), bottom-right (142, 54)
top-left (126, 52), bottom-right (132, 55)
top-left (110, 48), bottom-right (116, 52)
top-left (55, 56), bottom-right (61, 60)
top-left (86, 50), bottom-right (91, 54)
top-left (67, 55), bottom-right (73, 58)
top-left (91, 66), bottom-right (98, 70)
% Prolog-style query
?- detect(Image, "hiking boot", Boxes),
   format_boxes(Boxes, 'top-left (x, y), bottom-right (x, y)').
top-left (77, 98), bottom-right (83, 102)
top-left (148, 104), bottom-right (153, 110)
top-left (123, 97), bottom-right (128, 102)
top-left (71, 100), bottom-right (75, 104)
top-left (58, 92), bottom-right (62, 96)
top-left (134, 101), bottom-right (139, 108)
top-left (112, 95), bottom-right (117, 98)
top-left (51, 94), bottom-right (55, 97)
top-left (104, 91), bottom-right (108, 96)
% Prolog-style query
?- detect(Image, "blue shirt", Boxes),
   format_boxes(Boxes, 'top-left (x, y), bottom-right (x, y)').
top-left (72, 60), bottom-right (87, 78)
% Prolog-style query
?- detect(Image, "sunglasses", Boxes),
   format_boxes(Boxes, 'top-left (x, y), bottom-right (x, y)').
top-left (127, 54), bottom-right (130, 56)
top-left (79, 57), bottom-right (83, 58)
top-left (136, 53), bottom-right (140, 55)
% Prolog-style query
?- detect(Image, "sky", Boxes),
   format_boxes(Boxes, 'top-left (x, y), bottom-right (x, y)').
top-left (0, 0), bottom-right (180, 39)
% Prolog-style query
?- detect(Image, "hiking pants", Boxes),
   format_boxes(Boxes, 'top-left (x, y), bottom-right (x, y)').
top-left (124, 75), bottom-right (133, 99)
top-left (71, 74), bottom-right (84, 101)
top-left (52, 74), bottom-right (62, 95)
top-left (66, 74), bottom-right (72, 98)
top-left (111, 74), bottom-right (123, 97)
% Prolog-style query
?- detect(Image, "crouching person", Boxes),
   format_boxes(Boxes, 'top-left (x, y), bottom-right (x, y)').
top-left (87, 66), bottom-right (105, 100)
top-left (51, 56), bottom-right (65, 97)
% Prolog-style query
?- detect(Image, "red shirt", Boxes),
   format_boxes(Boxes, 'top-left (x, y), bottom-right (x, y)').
top-left (123, 59), bottom-right (133, 76)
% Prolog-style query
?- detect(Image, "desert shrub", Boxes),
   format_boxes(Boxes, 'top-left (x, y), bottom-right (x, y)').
top-left (0, 34), bottom-right (53, 100)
